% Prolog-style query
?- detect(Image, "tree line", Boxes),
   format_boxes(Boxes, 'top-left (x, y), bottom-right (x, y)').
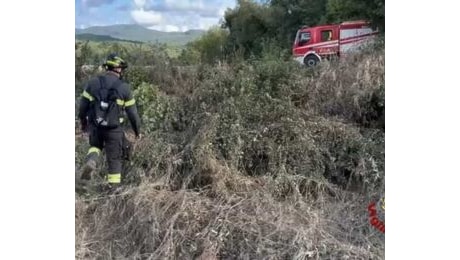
top-left (180, 0), bottom-right (384, 64)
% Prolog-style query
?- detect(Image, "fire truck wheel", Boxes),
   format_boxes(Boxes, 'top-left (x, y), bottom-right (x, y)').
top-left (304, 55), bottom-right (319, 67)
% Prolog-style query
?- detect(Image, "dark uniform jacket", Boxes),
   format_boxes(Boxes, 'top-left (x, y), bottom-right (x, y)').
top-left (79, 72), bottom-right (141, 136)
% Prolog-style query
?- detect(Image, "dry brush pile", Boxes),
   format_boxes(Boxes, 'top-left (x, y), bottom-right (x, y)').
top-left (75, 50), bottom-right (385, 259)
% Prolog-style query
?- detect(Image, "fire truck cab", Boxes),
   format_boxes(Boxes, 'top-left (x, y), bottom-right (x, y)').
top-left (292, 20), bottom-right (378, 67)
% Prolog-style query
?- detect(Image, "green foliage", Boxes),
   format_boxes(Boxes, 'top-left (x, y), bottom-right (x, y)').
top-left (75, 41), bottom-right (94, 66)
top-left (180, 27), bottom-right (229, 65)
top-left (123, 66), bottom-right (152, 88)
top-left (223, 0), bottom-right (274, 57)
top-left (168, 51), bottom-right (385, 188)
top-left (178, 47), bottom-right (201, 65)
top-left (325, 0), bottom-right (385, 31)
top-left (124, 43), bottom-right (173, 66)
top-left (269, 0), bottom-right (328, 48)
top-left (74, 40), bottom-right (179, 67)
top-left (132, 82), bottom-right (176, 133)
top-left (76, 33), bottom-right (143, 44)
top-left (221, 0), bottom-right (329, 57)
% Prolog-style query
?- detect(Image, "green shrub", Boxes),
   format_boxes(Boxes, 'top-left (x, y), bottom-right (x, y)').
top-left (132, 82), bottom-right (176, 133)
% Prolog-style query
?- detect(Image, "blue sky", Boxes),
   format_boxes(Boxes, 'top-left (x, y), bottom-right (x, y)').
top-left (76, 0), bottom-right (237, 32)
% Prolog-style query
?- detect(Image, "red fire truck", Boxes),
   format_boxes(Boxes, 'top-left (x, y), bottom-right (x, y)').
top-left (292, 20), bottom-right (379, 67)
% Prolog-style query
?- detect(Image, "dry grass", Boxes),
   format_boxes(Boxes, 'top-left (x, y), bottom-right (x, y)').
top-left (76, 50), bottom-right (385, 259)
top-left (76, 177), bottom-right (384, 259)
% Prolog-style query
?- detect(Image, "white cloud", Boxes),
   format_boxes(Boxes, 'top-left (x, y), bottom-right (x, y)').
top-left (131, 9), bottom-right (163, 26)
top-left (217, 7), bottom-right (227, 17)
top-left (164, 0), bottom-right (205, 10)
top-left (162, 0), bottom-right (222, 17)
top-left (130, 0), bottom-right (236, 32)
top-left (148, 24), bottom-right (181, 32)
top-left (134, 0), bottom-right (146, 9)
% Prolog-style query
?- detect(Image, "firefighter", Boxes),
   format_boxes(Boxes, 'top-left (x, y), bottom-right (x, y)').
top-left (78, 53), bottom-right (141, 188)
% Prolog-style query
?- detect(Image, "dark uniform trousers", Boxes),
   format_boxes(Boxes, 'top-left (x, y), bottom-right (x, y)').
top-left (86, 125), bottom-right (124, 184)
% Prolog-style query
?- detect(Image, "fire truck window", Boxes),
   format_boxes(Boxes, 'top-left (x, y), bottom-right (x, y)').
top-left (321, 30), bottom-right (332, 41)
top-left (299, 32), bottom-right (311, 46)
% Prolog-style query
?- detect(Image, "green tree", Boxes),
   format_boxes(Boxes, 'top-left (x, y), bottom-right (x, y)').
top-left (325, 0), bottom-right (384, 31)
top-left (223, 0), bottom-right (273, 57)
top-left (269, 0), bottom-right (328, 49)
top-left (189, 26), bottom-right (229, 64)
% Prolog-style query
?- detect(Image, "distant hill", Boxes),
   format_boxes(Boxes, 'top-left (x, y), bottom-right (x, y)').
top-left (75, 33), bottom-right (143, 44)
top-left (75, 24), bottom-right (205, 45)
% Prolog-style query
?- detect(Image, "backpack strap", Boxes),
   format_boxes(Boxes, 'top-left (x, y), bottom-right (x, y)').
top-left (97, 75), bottom-right (105, 88)
top-left (96, 75), bottom-right (123, 102)
top-left (95, 75), bottom-right (107, 102)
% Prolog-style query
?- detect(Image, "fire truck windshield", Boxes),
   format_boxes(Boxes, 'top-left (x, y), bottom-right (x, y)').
top-left (299, 32), bottom-right (311, 46)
